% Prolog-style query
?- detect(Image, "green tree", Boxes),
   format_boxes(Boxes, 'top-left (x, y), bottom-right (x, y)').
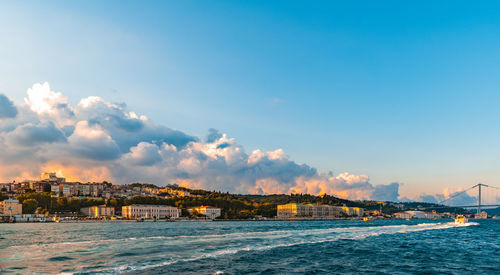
top-left (57, 197), bottom-right (68, 211)
top-left (68, 198), bottom-right (81, 212)
top-left (23, 199), bottom-right (38, 214)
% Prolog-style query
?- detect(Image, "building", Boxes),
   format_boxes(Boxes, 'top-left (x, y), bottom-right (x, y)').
top-left (10, 214), bottom-right (47, 222)
top-left (77, 184), bottom-right (91, 196)
top-left (340, 206), bottom-right (364, 217)
top-left (394, 212), bottom-right (412, 219)
top-left (61, 183), bottom-right (77, 197)
top-left (0, 183), bottom-right (12, 192)
top-left (50, 184), bottom-right (60, 194)
top-left (89, 183), bottom-right (104, 197)
top-left (122, 204), bottom-right (180, 219)
top-left (394, 211), bottom-right (428, 219)
top-left (30, 181), bottom-right (51, 193)
top-left (40, 172), bottom-right (65, 183)
top-left (156, 187), bottom-right (191, 197)
top-left (188, 206), bottom-right (221, 219)
top-left (0, 199), bottom-right (23, 216)
top-left (81, 205), bottom-right (115, 218)
top-left (277, 203), bottom-right (345, 218)
top-left (475, 211), bottom-right (488, 219)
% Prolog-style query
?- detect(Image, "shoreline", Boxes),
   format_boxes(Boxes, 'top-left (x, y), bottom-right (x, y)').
top-left (1, 217), bottom-right (468, 224)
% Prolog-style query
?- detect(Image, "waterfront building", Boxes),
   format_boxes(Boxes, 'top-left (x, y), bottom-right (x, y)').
top-left (340, 206), bottom-right (364, 217)
top-left (277, 203), bottom-right (345, 218)
top-left (0, 199), bottom-right (22, 216)
top-left (122, 204), bottom-right (180, 219)
top-left (394, 211), bottom-right (430, 219)
top-left (81, 205), bottom-right (115, 218)
top-left (188, 206), bottom-right (221, 219)
top-left (394, 212), bottom-right (412, 219)
top-left (10, 214), bottom-right (47, 222)
top-left (426, 211), bottom-right (441, 219)
top-left (406, 211), bottom-right (427, 219)
top-left (475, 211), bottom-right (488, 219)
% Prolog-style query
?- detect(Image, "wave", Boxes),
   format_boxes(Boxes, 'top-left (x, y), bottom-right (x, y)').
top-left (85, 221), bottom-right (476, 274)
top-left (7, 221), bottom-right (475, 252)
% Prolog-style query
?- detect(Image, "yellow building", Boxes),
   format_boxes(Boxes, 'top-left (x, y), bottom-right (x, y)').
top-left (157, 187), bottom-right (191, 197)
top-left (40, 172), bottom-right (65, 183)
top-left (81, 205), bottom-right (115, 218)
top-left (0, 199), bottom-right (23, 216)
top-left (122, 204), bottom-right (180, 219)
top-left (340, 206), bottom-right (364, 217)
top-left (277, 203), bottom-right (343, 218)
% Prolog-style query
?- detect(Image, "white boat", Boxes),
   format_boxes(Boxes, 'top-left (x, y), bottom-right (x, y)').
top-left (455, 214), bottom-right (468, 224)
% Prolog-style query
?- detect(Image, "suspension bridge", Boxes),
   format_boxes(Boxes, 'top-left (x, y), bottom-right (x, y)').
top-left (438, 183), bottom-right (500, 214)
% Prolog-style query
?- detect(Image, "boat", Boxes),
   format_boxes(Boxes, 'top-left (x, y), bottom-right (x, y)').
top-left (363, 217), bottom-right (374, 221)
top-left (455, 214), bottom-right (468, 224)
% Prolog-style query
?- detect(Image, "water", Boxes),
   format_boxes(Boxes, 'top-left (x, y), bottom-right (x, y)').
top-left (1, 219), bottom-right (499, 274)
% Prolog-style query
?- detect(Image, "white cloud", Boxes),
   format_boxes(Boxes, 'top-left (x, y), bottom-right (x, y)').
top-left (24, 82), bottom-right (74, 126)
top-left (0, 82), bottom-right (404, 201)
top-left (67, 121), bottom-right (121, 161)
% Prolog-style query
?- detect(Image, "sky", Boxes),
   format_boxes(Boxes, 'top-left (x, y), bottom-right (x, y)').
top-left (1, 1), bottom-right (500, 202)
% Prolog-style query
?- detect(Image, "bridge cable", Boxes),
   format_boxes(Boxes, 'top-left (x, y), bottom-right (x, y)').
top-left (438, 185), bottom-right (477, 205)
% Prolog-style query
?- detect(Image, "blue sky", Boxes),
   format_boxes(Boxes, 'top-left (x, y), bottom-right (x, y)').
top-left (1, 1), bottom-right (500, 198)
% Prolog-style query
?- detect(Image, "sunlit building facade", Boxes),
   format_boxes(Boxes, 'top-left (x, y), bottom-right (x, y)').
top-left (277, 203), bottom-right (343, 218)
top-left (81, 205), bottom-right (115, 218)
top-left (0, 199), bottom-right (22, 216)
top-left (188, 206), bottom-right (221, 219)
top-left (122, 204), bottom-right (180, 219)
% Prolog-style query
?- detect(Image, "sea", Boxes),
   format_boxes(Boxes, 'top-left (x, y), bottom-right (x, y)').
top-left (1, 219), bottom-right (499, 274)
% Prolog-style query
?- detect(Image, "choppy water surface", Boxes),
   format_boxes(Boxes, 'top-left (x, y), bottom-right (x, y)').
top-left (1, 219), bottom-right (499, 274)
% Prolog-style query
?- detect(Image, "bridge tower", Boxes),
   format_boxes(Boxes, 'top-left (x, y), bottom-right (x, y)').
top-left (477, 183), bottom-right (482, 215)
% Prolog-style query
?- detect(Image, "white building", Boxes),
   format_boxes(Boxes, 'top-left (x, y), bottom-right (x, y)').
top-left (122, 204), bottom-right (180, 219)
top-left (277, 203), bottom-right (346, 218)
top-left (188, 206), bottom-right (222, 219)
top-left (81, 205), bottom-right (115, 218)
top-left (51, 184), bottom-right (60, 194)
top-left (394, 211), bottom-right (428, 219)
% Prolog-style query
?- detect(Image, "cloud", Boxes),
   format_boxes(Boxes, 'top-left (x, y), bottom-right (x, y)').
top-left (206, 128), bottom-right (222, 143)
top-left (371, 182), bottom-right (401, 201)
top-left (0, 94), bottom-right (18, 118)
top-left (67, 121), bottom-right (121, 161)
top-left (0, 82), bottom-right (403, 201)
top-left (4, 121), bottom-right (66, 147)
top-left (417, 188), bottom-right (478, 206)
top-left (124, 142), bottom-right (162, 166)
top-left (24, 82), bottom-right (74, 126)
top-left (75, 95), bottom-right (197, 151)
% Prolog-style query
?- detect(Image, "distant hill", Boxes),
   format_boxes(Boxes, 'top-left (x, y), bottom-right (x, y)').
top-left (484, 207), bottom-right (500, 216)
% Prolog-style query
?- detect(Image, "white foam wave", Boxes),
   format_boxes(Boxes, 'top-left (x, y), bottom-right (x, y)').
top-left (85, 221), bottom-right (476, 274)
